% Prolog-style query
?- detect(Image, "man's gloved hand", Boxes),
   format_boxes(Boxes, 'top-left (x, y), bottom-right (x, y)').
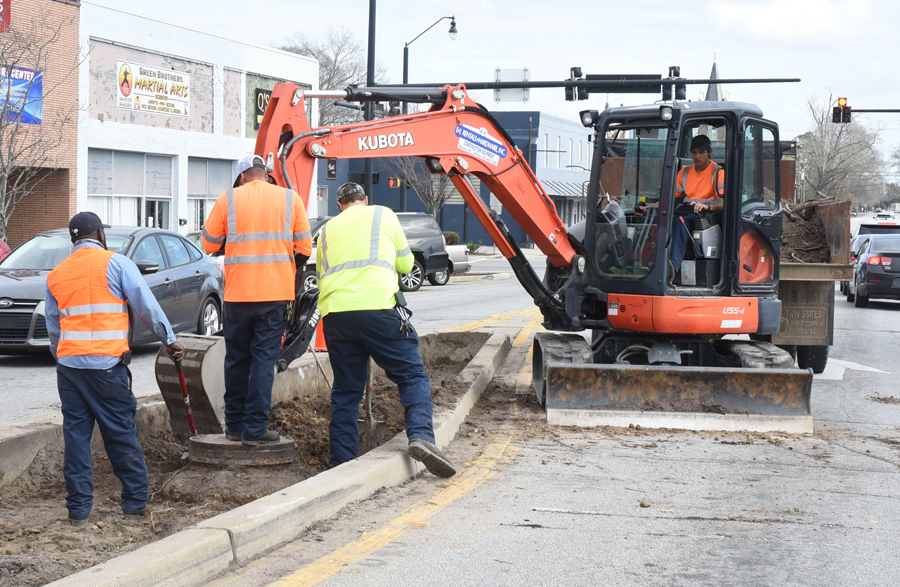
top-left (166, 341), bottom-right (185, 362)
top-left (633, 204), bottom-right (647, 217)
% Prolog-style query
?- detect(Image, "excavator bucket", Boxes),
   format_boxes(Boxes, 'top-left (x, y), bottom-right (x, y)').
top-left (533, 333), bottom-right (814, 434)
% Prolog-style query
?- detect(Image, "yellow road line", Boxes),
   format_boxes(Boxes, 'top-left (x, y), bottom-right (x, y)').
top-left (266, 440), bottom-right (519, 587)
top-left (513, 312), bottom-right (543, 347)
top-left (514, 316), bottom-right (544, 394)
top-left (443, 307), bottom-right (538, 332)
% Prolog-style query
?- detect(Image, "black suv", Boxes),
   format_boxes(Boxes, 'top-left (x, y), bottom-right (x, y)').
top-left (301, 212), bottom-right (449, 293)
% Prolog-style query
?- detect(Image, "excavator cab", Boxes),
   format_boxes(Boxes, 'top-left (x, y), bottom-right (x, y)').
top-left (535, 101), bottom-right (811, 433)
top-left (573, 102), bottom-right (784, 327)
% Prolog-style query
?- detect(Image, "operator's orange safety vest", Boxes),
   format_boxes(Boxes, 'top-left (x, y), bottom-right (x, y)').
top-left (201, 180), bottom-right (312, 302)
top-left (676, 163), bottom-right (724, 204)
top-left (47, 248), bottom-right (130, 358)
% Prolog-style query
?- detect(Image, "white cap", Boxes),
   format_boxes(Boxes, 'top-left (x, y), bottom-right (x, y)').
top-left (235, 154), bottom-right (267, 182)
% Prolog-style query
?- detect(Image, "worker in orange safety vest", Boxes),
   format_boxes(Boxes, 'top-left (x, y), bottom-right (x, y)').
top-left (201, 154), bottom-right (312, 445)
top-left (45, 211), bottom-right (185, 526)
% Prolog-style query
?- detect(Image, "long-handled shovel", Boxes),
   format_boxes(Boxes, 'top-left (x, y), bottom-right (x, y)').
top-left (175, 359), bottom-right (197, 435)
top-left (357, 358), bottom-right (385, 456)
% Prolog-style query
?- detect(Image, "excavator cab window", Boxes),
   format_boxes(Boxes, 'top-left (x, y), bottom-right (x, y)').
top-left (593, 120), bottom-right (667, 279)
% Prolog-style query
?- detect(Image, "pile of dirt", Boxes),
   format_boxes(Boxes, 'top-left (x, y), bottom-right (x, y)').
top-left (781, 202), bottom-right (831, 263)
top-left (0, 346), bottom-right (476, 586)
top-left (271, 358), bottom-right (472, 473)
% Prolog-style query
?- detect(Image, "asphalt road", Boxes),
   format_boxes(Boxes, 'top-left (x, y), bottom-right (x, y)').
top-left (202, 275), bottom-right (900, 587)
top-left (0, 251), bottom-right (541, 428)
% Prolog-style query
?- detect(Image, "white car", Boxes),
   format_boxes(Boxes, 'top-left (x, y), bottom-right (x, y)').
top-left (874, 212), bottom-right (895, 220)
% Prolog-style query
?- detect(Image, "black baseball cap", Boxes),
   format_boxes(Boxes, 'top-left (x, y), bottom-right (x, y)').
top-left (690, 135), bottom-right (712, 152)
top-left (69, 211), bottom-right (110, 239)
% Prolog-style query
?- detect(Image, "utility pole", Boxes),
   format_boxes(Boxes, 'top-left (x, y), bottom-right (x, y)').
top-left (364, 0), bottom-right (376, 202)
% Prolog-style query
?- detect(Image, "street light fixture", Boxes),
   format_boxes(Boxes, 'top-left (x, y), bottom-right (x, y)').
top-left (400, 16), bottom-right (458, 211)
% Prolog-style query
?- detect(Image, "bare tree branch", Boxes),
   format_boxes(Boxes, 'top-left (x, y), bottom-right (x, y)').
top-left (382, 156), bottom-right (455, 217)
top-left (277, 26), bottom-right (389, 127)
top-left (797, 95), bottom-right (885, 208)
top-left (0, 12), bottom-right (84, 241)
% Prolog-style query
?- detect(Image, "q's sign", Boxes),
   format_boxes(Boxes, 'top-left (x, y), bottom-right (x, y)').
top-left (0, 0), bottom-right (10, 33)
top-left (254, 88), bottom-right (271, 129)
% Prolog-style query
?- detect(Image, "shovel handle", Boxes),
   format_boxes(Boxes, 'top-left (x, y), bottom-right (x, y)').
top-left (175, 359), bottom-right (197, 435)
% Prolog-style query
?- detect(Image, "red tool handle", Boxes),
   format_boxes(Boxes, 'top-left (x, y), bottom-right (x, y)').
top-left (175, 359), bottom-right (197, 435)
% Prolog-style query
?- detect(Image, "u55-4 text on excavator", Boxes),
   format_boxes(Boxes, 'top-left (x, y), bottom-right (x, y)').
top-left (254, 73), bottom-right (814, 434)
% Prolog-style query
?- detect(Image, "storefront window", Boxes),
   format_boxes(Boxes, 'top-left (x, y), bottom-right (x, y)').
top-left (187, 157), bottom-right (233, 231)
top-left (87, 149), bottom-right (173, 228)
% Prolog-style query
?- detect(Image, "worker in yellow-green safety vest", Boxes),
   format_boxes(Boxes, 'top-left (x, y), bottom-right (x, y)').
top-left (316, 182), bottom-right (456, 478)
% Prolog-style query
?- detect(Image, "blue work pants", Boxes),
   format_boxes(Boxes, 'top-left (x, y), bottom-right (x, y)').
top-left (57, 363), bottom-right (147, 519)
top-left (223, 301), bottom-right (287, 441)
top-left (670, 210), bottom-right (697, 272)
top-left (323, 309), bottom-right (435, 467)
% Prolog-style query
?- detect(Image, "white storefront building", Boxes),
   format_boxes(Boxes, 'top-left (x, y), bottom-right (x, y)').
top-left (77, 2), bottom-right (319, 234)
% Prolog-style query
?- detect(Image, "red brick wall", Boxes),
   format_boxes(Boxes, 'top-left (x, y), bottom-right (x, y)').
top-left (4, 0), bottom-right (80, 247)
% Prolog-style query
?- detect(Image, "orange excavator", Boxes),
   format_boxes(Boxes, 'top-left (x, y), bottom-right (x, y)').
top-left (257, 75), bottom-right (813, 434)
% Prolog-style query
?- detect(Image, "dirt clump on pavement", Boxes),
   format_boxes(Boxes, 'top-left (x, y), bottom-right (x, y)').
top-left (0, 339), bottom-right (478, 586)
top-left (782, 206), bottom-right (831, 263)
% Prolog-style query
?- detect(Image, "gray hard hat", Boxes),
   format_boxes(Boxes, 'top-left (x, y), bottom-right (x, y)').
top-left (336, 182), bottom-right (366, 201)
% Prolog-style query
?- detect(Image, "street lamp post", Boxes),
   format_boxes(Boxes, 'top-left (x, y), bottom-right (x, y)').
top-left (399, 15), bottom-right (457, 212)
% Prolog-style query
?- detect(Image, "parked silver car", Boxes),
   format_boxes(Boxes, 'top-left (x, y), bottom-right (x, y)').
top-left (0, 227), bottom-right (224, 354)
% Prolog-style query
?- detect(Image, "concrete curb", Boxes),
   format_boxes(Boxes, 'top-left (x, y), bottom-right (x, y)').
top-left (47, 331), bottom-right (511, 587)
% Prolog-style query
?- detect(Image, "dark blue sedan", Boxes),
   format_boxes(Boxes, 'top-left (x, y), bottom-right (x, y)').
top-left (847, 234), bottom-right (900, 308)
top-left (0, 227), bottom-right (224, 354)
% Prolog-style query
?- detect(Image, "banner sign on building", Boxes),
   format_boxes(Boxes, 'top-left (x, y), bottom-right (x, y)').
top-left (0, 0), bottom-right (9, 33)
top-left (1, 66), bottom-right (43, 125)
top-left (254, 88), bottom-right (271, 129)
top-left (116, 60), bottom-right (190, 117)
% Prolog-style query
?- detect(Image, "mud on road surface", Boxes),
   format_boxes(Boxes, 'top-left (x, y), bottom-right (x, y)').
top-left (0, 333), bottom-right (480, 587)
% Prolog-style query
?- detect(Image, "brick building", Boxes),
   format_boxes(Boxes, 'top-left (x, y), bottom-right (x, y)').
top-left (3, 2), bottom-right (317, 247)
top-left (3, 0), bottom-right (81, 247)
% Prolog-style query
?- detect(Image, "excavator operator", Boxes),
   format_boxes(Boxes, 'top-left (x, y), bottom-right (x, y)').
top-left (634, 134), bottom-right (724, 280)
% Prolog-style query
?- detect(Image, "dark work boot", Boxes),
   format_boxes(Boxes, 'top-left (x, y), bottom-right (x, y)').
top-left (224, 428), bottom-right (242, 442)
top-left (242, 430), bottom-right (280, 446)
top-left (408, 438), bottom-right (457, 478)
top-left (123, 504), bottom-right (152, 521)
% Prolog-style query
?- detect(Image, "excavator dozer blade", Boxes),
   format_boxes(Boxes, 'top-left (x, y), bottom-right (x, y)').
top-left (544, 362), bottom-right (813, 434)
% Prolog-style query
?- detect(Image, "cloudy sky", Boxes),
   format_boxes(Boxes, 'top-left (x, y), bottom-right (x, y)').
top-left (92, 0), bottom-right (900, 165)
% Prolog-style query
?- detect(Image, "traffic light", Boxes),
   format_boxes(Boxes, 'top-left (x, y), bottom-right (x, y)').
top-left (835, 97), bottom-right (852, 123)
top-left (388, 177), bottom-right (402, 188)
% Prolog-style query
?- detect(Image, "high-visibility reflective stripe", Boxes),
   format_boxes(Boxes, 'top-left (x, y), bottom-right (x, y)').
top-left (60, 330), bottom-right (130, 341)
top-left (396, 246), bottom-right (411, 257)
top-left (225, 186), bottom-right (296, 246)
top-left (224, 254), bottom-right (295, 265)
top-left (370, 207), bottom-right (384, 259)
top-left (284, 188), bottom-right (293, 234)
top-left (226, 187), bottom-right (237, 235)
top-left (202, 227), bottom-right (225, 244)
top-left (293, 230), bottom-right (311, 241)
top-left (228, 231), bottom-right (293, 243)
top-left (59, 303), bottom-right (128, 318)
top-left (322, 259), bottom-right (396, 278)
top-left (320, 207), bottom-right (399, 279)
top-left (320, 225), bottom-right (330, 272)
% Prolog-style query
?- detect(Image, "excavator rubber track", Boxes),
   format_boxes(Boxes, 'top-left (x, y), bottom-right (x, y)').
top-left (533, 333), bottom-right (814, 434)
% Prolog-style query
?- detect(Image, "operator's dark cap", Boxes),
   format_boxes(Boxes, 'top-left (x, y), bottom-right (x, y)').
top-left (336, 182), bottom-right (366, 202)
top-left (69, 211), bottom-right (110, 239)
top-left (690, 134), bottom-right (712, 151)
